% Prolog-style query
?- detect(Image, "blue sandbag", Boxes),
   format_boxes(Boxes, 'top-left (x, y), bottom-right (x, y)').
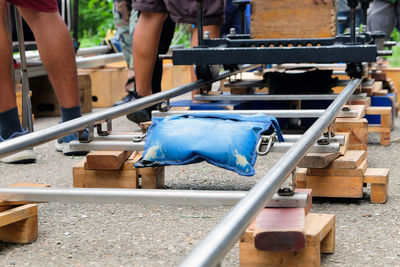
top-left (136, 113), bottom-right (284, 176)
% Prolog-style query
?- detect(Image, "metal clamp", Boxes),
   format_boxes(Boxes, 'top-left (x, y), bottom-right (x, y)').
top-left (256, 133), bottom-right (276, 156)
top-left (158, 98), bottom-right (170, 112)
top-left (132, 133), bottom-right (146, 143)
top-left (96, 118), bottom-right (112, 136)
top-left (79, 124), bottom-right (94, 143)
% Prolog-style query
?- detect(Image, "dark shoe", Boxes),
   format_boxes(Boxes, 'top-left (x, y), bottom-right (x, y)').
top-left (126, 106), bottom-right (153, 124)
top-left (113, 90), bottom-right (138, 106)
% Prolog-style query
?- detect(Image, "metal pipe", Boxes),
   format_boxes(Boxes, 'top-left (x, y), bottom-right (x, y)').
top-left (69, 140), bottom-right (340, 154)
top-left (196, 0), bottom-right (204, 47)
top-left (350, 7), bottom-right (357, 44)
top-left (76, 45), bottom-right (109, 56)
top-left (14, 8), bottom-right (34, 132)
top-left (152, 109), bottom-right (359, 118)
top-left (0, 65), bottom-right (258, 158)
top-left (180, 78), bottom-right (361, 267)
top-left (0, 188), bottom-right (309, 208)
top-left (193, 93), bottom-right (366, 101)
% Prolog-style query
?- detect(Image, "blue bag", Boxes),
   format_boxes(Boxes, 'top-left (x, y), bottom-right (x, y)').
top-left (136, 113), bottom-right (284, 176)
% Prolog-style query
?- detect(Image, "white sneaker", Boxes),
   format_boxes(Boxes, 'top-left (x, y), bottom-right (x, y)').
top-left (0, 148), bottom-right (37, 164)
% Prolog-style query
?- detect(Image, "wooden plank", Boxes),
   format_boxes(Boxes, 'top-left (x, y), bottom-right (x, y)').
top-left (0, 215), bottom-right (38, 244)
top-left (298, 152), bottom-right (340, 169)
top-left (240, 213), bottom-right (335, 266)
top-left (0, 204), bottom-right (37, 228)
top-left (85, 151), bottom-right (133, 170)
top-left (338, 132), bottom-right (350, 156)
top-left (366, 106), bottom-right (392, 115)
top-left (330, 150), bottom-right (366, 169)
top-left (253, 208), bottom-right (306, 251)
top-left (309, 159), bottom-right (367, 177)
top-left (363, 168), bottom-right (389, 184)
top-left (250, 0), bottom-right (337, 39)
top-left (335, 118), bottom-right (368, 149)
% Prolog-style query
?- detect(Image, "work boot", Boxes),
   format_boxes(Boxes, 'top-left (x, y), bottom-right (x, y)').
top-left (126, 105), bottom-right (157, 124)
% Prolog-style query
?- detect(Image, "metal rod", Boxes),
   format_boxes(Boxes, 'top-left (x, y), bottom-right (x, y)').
top-left (69, 140), bottom-right (340, 154)
top-left (14, 7), bottom-right (34, 132)
top-left (152, 109), bottom-right (359, 118)
top-left (196, 0), bottom-right (204, 47)
top-left (91, 133), bottom-right (345, 145)
top-left (350, 7), bottom-right (356, 44)
top-left (0, 65), bottom-right (258, 158)
top-left (180, 78), bottom-right (361, 267)
top-left (14, 53), bottom-right (125, 80)
top-left (0, 187), bottom-right (309, 208)
top-left (193, 93), bottom-right (366, 101)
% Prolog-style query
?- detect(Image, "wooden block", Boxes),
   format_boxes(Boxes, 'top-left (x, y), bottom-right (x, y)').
top-left (253, 208), bottom-right (306, 251)
top-left (0, 215), bottom-right (38, 244)
top-left (161, 60), bottom-right (192, 91)
top-left (138, 167), bottom-right (165, 189)
top-left (298, 152), bottom-right (340, 168)
top-left (73, 152), bottom-right (164, 189)
top-left (73, 159), bottom-right (138, 189)
top-left (30, 74), bottom-right (92, 116)
top-left (338, 132), bottom-right (350, 156)
top-left (0, 204), bottom-right (37, 228)
top-left (240, 213), bottom-right (335, 267)
top-left (250, 0), bottom-right (336, 39)
top-left (305, 214), bottom-right (336, 254)
top-left (309, 159), bottom-right (367, 177)
top-left (79, 67), bottom-right (127, 108)
top-left (330, 150), bottom-right (366, 169)
top-left (296, 174), bottom-right (363, 198)
top-left (335, 118), bottom-right (368, 150)
top-left (85, 151), bottom-right (133, 170)
top-left (371, 72), bottom-right (387, 81)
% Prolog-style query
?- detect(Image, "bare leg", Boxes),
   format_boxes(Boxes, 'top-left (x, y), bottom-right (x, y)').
top-left (133, 11), bottom-right (167, 97)
top-left (18, 7), bottom-right (79, 108)
top-left (190, 25), bottom-right (220, 98)
top-left (0, 0), bottom-right (17, 112)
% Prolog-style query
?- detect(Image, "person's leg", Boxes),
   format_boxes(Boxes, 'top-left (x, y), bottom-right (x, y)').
top-left (151, 15), bottom-right (175, 94)
top-left (17, 6), bottom-right (80, 111)
top-left (0, 0), bottom-right (24, 139)
top-left (368, 0), bottom-right (396, 39)
top-left (133, 11), bottom-right (167, 97)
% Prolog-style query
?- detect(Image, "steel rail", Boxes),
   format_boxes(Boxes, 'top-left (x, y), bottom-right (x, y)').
top-left (180, 78), bottom-right (361, 267)
top-left (0, 64), bottom-right (259, 158)
top-left (193, 93), bottom-right (367, 101)
top-left (0, 188), bottom-right (309, 208)
top-left (152, 109), bottom-right (359, 118)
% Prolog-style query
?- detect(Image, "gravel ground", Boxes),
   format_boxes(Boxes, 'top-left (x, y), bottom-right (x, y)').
top-left (0, 107), bottom-right (400, 267)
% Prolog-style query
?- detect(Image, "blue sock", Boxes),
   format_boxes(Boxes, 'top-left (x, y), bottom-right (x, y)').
top-left (61, 105), bottom-right (82, 123)
top-left (0, 107), bottom-right (23, 139)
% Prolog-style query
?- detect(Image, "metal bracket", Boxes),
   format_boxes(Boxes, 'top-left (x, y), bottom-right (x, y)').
top-left (79, 124), bottom-right (94, 143)
top-left (256, 133), bottom-right (276, 156)
top-left (158, 98), bottom-right (170, 112)
top-left (277, 187), bottom-right (295, 196)
top-left (96, 118), bottom-right (112, 136)
top-left (132, 133), bottom-right (146, 143)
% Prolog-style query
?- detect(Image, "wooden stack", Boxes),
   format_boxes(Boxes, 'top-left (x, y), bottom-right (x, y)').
top-left (296, 150), bottom-right (389, 203)
top-left (240, 189), bottom-right (336, 266)
top-left (250, 0), bottom-right (337, 39)
top-left (73, 150), bottom-right (164, 189)
top-left (0, 183), bottom-right (48, 244)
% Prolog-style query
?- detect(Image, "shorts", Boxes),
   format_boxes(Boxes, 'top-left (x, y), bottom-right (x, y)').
top-left (367, 0), bottom-right (400, 39)
top-left (7, 0), bottom-right (59, 13)
top-left (133, 0), bottom-right (224, 25)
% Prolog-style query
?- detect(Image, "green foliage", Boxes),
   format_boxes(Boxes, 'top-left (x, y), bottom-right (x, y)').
top-left (78, 0), bottom-right (114, 47)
